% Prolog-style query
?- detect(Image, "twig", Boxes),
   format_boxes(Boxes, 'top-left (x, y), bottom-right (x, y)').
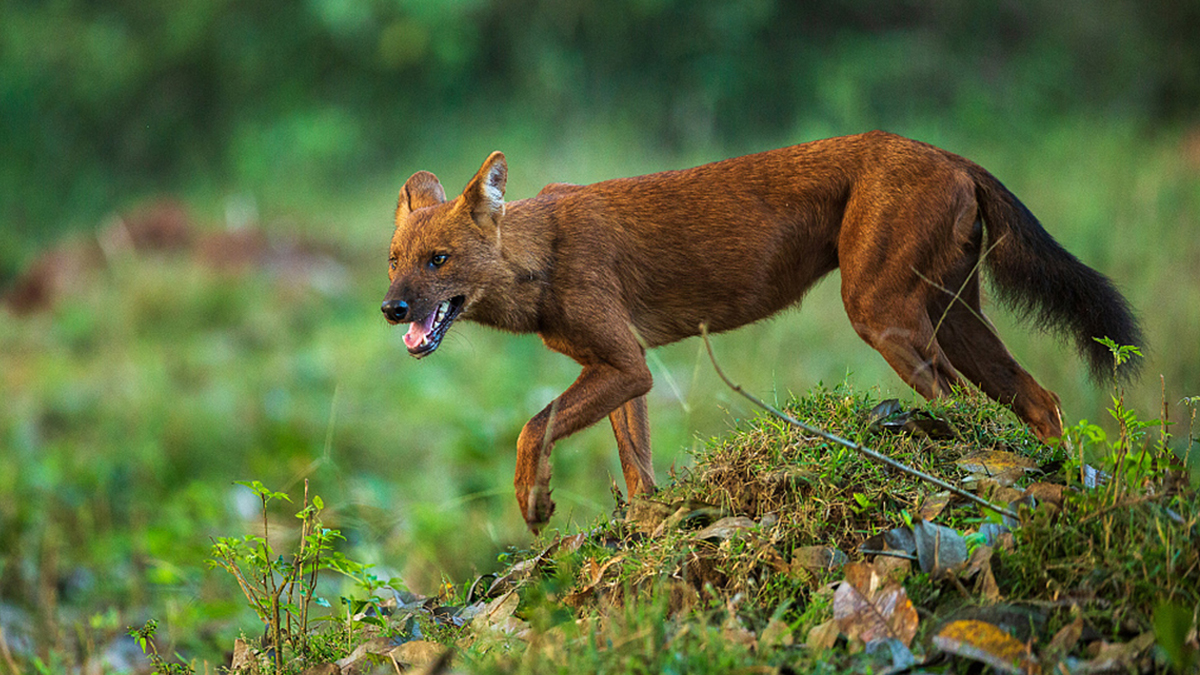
top-left (700, 324), bottom-right (1020, 520)
top-left (859, 549), bottom-right (919, 561)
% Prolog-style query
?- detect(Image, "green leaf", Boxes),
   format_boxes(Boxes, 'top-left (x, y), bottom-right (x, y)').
top-left (1154, 602), bottom-right (1197, 672)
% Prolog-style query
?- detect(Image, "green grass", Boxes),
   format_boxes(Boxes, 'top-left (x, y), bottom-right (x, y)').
top-left (0, 118), bottom-right (1197, 670)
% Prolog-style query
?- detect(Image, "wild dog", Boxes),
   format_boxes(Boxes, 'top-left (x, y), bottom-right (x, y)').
top-left (381, 131), bottom-right (1141, 532)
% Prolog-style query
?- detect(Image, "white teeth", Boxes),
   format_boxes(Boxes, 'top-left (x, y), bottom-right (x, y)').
top-left (434, 301), bottom-right (449, 324)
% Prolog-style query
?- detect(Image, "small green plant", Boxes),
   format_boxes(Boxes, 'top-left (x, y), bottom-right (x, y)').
top-left (207, 480), bottom-right (407, 672)
top-left (207, 480), bottom-right (345, 673)
top-left (127, 620), bottom-right (195, 675)
top-left (1063, 338), bottom-right (1164, 496)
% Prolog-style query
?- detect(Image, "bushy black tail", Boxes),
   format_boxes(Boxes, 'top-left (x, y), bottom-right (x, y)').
top-left (971, 167), bottom-right (1143, 382)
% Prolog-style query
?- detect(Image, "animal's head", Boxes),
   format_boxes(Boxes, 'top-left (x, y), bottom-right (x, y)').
top-left (381, 151), bottom-right (507, 357)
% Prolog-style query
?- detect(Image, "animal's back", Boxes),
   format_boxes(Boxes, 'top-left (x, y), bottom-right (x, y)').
top-left (526, 133), bottom-right (949, 345)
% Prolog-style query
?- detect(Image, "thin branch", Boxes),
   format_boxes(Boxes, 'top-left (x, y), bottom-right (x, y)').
top-left (859, 549), bottom-right (919, 561)
top-left (700, 324), bottom-right (1020, 520)
top-left (919, 232), bottom-right (1007, 353)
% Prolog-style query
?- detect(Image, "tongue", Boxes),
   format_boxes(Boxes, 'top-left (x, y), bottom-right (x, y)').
top-left (403, 311), bottom-right (437, 350)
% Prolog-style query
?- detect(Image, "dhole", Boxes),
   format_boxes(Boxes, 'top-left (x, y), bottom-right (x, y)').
top-left (381, 131), bottom-right (1141, 533)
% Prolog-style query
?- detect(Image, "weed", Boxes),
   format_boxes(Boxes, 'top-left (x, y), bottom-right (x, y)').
top-left (207, 479), bottom-right (394, 673)
top-left (1000, 341), bottom-right (1199, 641)
top-left (127, 619), bottom-right (195, 675)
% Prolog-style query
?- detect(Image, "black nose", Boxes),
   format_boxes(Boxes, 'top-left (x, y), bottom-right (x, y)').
top-left (381, 299), bottom-right (409, 323)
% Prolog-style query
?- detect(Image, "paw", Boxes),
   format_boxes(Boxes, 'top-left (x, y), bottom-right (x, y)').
top-left (515, 484), bottom-right (556, 534)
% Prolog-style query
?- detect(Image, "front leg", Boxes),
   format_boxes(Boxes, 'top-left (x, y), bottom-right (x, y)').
top-left (515, 360), bottom-right (652, 532)
top-left (609, 395), bottom-right (656, 498)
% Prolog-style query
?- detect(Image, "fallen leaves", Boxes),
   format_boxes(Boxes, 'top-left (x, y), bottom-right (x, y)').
top-left (859, 518), bottom-right (969, 576)
top-left (790, 545), bottom-right (848, 573)
top-left (934, 619), bottom-right (1038, 675)
top-left (832, 561), bottom-right (919, 648)
top-left (911, 519), bottom-right (968, 575)
top-left (868, 399), bottom-right (959, 440)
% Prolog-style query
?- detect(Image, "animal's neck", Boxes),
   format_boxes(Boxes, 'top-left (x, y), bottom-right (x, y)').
top-left (466, 199), bottom-right (555, 334)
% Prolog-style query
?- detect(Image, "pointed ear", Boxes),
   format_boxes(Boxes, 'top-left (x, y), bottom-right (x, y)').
top-left (396, 170), bottom-right (447, 224)
top-left (462, 151), bottom-right (507, 221)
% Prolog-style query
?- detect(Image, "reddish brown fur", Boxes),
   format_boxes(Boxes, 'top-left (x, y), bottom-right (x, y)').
top-left (382, 131), bottom-right (1141, 532)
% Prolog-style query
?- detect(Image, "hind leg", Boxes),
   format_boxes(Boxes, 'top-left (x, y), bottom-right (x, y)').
top-left (608, 394), bottom-right (657, 497)
top-left (927, 269), bottom-right (1063, 441)
top-left (841, 280), bottom-right (965, 401)
top-left (838, 173), bottom-right (978, 402)
top-left (838, 171), bottom-right (1059, 438)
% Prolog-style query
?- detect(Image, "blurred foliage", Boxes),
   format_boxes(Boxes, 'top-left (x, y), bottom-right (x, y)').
top-left (3, 0), bottom-right (1200, 278)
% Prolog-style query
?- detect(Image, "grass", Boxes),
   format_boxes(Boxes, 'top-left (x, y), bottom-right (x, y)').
top-left (0, 118), bottom-right (1197, 671)
top-left (437, 379), bottom-right (1198, 674)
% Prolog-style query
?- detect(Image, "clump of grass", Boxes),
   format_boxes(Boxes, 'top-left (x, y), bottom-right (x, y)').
top-left (664, 382), bottom-right (1036, 551)
top-left (449, 375), bottom-right (1197, 674)
top-left (1000, 482), bottom-right (1199, 636)
top-left (462, 383), bottom-right (1025, 643)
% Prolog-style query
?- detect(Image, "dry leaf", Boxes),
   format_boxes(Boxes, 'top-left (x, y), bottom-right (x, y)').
top-left (1023, 482), bottom-right (1065, 512)
top-left (833, 563), bottom-right (919, 648)
top-left (859, 525), bottom-right (917, 556)
top-left (482, 590), bottom-right (519, 625)
top-left (933, 620), bottom-right (1037, 675)
top-left (1078, 632), bottom-right (1156, 672)
top-left (759, 617), bottom-right (794, 650)
top-left (581, 556), bottom-right (624, 587)
top-left (1041, 614), bottom-right (1083, 664)
top-left (791, 546), bottom-right (848, 572)
top-left (842, 561), bottom-right (879, 595)
top-left (465, 590), bottom-right (532, 653)
top-left (956, 450), bottom-right (1037, 477)
top-left (335, 636), bottom-right (400, 673)
top-left (867, 400), bottom-right (957, 439)
top-left (867, 399), bottom-right (905, 426)
top-left (692, 516), bottom-right (757, 542)
top-left (918, 492), bottom-right (952, 521)
top-left (390, 640), bottom-right (445, 669)
top-left (990, 485), bottom-right (1024, 505)
top-left (957, 450), bottom-right (1037, 489)
top-left (564, 555), bottom-right (625, 606)
top-left (872, 555), bottom-right (912, 584)
top-left (806, 619), bottom-right (840, 650)
top-left (912, 519), bottom-right (968, 575)
top-left (965, 545), bottom-right (1001, 601)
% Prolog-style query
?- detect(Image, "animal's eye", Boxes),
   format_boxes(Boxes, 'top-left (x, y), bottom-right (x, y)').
top-left (388, 257), bottom-right (397, 271)
top-left (430, 253), bottom-right (448, 268)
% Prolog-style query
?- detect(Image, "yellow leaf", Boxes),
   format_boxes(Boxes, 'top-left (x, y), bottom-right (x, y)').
top-left (933, 619), bottom-right (1037, 675)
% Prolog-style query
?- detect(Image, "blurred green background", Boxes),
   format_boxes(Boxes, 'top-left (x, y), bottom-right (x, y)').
top-left (2, 0), bottom-right (1199, 668)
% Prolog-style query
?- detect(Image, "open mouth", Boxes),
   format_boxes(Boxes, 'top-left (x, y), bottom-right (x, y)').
top-left (403, 296), bottom-right (465, 358)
